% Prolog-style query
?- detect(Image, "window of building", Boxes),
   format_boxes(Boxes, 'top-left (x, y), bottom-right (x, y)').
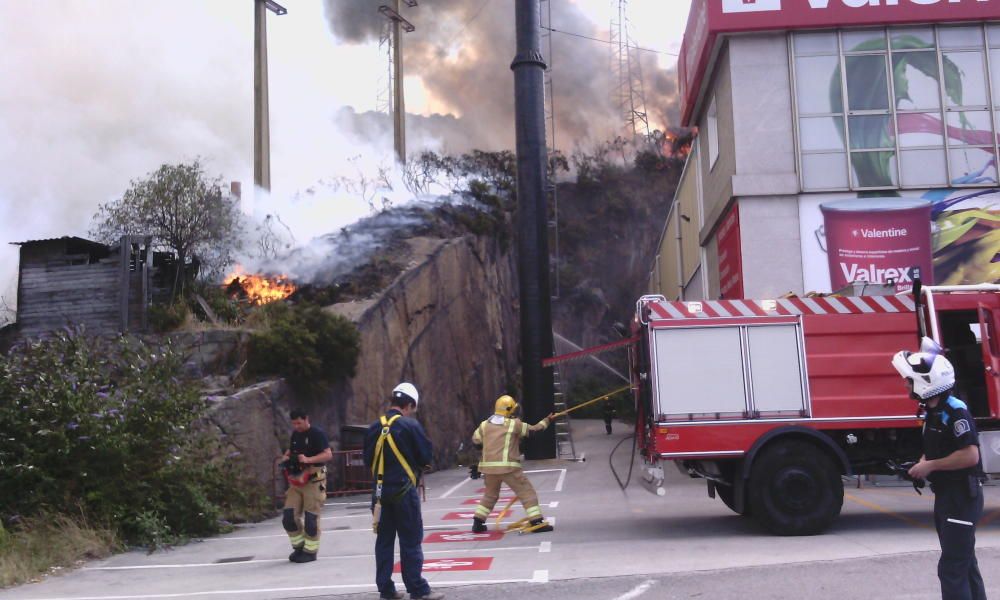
top-left (792, 25), bottom-right (1000, 191)
top-left (707, 95), bottom-right (719, 169)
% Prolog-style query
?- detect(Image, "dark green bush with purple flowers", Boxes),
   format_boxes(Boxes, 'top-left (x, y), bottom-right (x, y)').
top-left (0, 329), bottom-right (261, 547)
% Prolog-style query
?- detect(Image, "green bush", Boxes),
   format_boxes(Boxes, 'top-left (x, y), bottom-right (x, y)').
top-left (247, 302), bottom-right (360, 390)
top-left (148, 302), bottom-right (188, 332)
top-left (0, 329), bottom-right (262, 548)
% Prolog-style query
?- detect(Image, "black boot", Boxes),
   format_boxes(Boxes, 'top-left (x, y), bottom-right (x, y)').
top-left (529, 518), bottom-right (553, 533)
top-left (292, 551), bottom-right (317, 563)
top-left (288, 547), bottom-right (303, 562)
top-left (471, 517), bottom-right (487, 533)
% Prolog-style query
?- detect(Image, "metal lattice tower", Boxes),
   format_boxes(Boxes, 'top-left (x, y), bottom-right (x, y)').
top-left (540, 0), bottom-right (560, 300)
top-left (376, 19), bottom-right (393, 115)
top-left (610, 0), bottom-right (650, 139)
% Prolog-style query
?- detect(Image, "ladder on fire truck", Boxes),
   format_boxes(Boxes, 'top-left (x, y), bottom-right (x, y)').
top-left (552, 367), bottom-right (579, 460)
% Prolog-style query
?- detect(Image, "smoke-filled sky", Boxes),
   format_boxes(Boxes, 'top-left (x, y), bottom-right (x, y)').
top-left (0, 0), bottom-right (690, 312)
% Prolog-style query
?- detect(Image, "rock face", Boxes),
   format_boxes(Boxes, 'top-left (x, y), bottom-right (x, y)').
top-left (204, 380), bottom-right (292, 495)
top-left (327, 234), bottom-right (520, 468)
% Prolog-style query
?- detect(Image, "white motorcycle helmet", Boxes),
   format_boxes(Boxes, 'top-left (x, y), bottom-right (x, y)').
top-left (891, 337), bottom-right (955, 401)
top-left (392, 382), bottom-right (420, 407)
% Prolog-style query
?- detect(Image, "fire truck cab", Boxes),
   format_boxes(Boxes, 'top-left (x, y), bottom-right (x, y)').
top-left (630, 284), bottom-right (1000, 535)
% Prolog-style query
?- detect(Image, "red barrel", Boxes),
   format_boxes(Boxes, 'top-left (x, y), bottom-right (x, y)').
top-left (820, 198), bottom-right (933, 292)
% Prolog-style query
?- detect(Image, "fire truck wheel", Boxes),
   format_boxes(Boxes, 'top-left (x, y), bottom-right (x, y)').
top-left (748, 440), bottom-right (843, 536)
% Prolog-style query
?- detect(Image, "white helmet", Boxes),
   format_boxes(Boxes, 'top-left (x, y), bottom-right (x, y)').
top-left (891, 337), bottom-right (955, 400)
top-left (392, 382), bottom-right (419, 406)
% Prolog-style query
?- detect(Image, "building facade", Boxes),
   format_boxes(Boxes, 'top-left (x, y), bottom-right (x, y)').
top-left (650, 0), bottom-right (1000, 301)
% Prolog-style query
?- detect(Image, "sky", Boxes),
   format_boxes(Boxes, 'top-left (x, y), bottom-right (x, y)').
top-left (0, 0), bottom-right (691, 313)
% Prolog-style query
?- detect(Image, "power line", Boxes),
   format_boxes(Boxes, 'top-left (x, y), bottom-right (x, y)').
top-left (541, 25), bottom-right (677, 56)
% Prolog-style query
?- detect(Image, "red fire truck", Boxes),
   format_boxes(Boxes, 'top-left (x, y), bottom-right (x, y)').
top-left (629, 284), bottom-right (1000, 535)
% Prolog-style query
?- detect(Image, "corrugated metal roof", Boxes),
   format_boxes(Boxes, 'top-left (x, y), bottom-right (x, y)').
top-left (9, 236), bottom-right (107, 247)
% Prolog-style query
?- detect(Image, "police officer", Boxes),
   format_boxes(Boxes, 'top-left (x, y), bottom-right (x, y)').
top-left (279, 408), bottom-right (332, 563)
top-left (470, 395), bottom-right (555, 534)
top-left (364, 383), bottom-right (443, 600)
top-left (892, 337), bottom-right (987, 600)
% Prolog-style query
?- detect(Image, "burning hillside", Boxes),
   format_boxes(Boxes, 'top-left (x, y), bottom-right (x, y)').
top-left (224, 267), bottom-right (296, 305)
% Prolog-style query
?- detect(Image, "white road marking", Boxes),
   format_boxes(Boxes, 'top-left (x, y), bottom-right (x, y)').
top-left (26, 575), bottom-right (550, 600)
top-left (613, 579), bottom-right (657, 600)
top-left (539, 541), bottom-right (552, 553)
top-left (84, 546), bottom-right (541, 571)
top-left (200, 524), bottom-right (461, 541)
top-left (319, 501), bottom-right (561, 521)
top-left (438, 477), bottom-right (471, 499)
top-left (547, 517), bottom-right (556, 527)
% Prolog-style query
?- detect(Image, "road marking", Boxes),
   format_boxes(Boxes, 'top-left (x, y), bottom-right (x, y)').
top-left (26, 576), bottom-right (550, 600)
top-left (523, 468), bottom-right (568, 493)
top-left (844, 493), bottom-right (931, 530)
top-left (550, 501), bottom-right (559, 508)
top-left (398, 557), bottom-right (493, 572)
top-left (980, 508), bottom-right (1000, 527)
top-left (83, 546), bottom-right (542, 572)
top-left (614, 579), bottom-right (657, 600)
top-left (438, 477), bottom-right (471, 499)
top-left (539, 541), bottom-right (551, 553)
top-left (200, 524), bottom-right (461, 541)
top-left (425, 530), bottom-right (504, 543)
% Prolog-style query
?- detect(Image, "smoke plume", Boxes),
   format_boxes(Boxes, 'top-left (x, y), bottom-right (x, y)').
top-left (321, 0), bottom-right (679, 152)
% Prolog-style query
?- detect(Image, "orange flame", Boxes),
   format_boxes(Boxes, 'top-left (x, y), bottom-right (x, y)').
top-left (224, 265), bottom-right (296, 305)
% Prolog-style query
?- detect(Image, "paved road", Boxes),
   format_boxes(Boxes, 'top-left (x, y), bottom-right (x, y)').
top-left (3, 420), bottom-right (999, 600)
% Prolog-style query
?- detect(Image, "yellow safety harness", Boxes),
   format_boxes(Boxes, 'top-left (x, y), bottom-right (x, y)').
top-left (371, 414), bottom-right (417, 533)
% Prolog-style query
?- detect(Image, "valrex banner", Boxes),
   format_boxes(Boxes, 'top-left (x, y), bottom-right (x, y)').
top-left (800, 189), bottom-right (1000, 294)
top-left (679, 0), bottom-right (999, 124)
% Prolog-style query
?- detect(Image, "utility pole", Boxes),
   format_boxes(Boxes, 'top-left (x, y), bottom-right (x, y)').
top-left (378, 1), bottom-right (416, 164)
top-left (254, 0), bottom-right (286, 192)
top-left (512, 0), bottom-right (555, 460)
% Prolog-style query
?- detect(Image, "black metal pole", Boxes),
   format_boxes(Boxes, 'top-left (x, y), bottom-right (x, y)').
top-left (512, 0), bottom-right (555, 459)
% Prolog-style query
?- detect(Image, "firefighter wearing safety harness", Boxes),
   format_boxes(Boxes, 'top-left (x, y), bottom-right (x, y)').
top-left (363, 383), bottom-right (442, 600)
top-left (470, 395), bottom-right (555, 534)
top-left (279, 408), bottom-right (332, 563)
top-left (892, 337), bottom-right (988, 600)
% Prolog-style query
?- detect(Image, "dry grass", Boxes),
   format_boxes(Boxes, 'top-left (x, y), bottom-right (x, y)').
top-left (0, 514), bottom-right (119, 588)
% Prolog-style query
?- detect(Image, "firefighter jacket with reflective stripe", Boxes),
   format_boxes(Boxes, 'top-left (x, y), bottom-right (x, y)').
top-left (473, 415), bottom-right (549, 474)
top-left (364, 409), bottom-right (433, 490)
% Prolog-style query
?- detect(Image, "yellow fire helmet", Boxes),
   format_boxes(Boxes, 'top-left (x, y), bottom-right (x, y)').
top-left (494, 394), bottom-right (519, 417)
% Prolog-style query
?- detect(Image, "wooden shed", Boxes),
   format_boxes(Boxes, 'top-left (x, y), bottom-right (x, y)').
top-left (13, 235), bottom-right (154, 338)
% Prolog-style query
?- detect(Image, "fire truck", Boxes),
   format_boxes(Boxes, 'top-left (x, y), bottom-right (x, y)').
top-left (629, 283), bottom-right (1000, 535)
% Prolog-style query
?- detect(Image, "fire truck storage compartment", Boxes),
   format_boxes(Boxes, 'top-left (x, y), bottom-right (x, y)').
top-left (650, 319), bottom-right (808, 419)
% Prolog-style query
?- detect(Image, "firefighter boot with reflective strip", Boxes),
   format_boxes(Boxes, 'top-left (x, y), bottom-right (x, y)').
top-left (527, 517), bottom-right (553, 533)
top-left (471, 517), bottom-right (487, 533)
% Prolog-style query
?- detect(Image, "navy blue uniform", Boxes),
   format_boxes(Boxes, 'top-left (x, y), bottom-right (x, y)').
top-left (923, 396), bottom-right (987, 600)
top-left (364, 409), bottom-right (434, 599)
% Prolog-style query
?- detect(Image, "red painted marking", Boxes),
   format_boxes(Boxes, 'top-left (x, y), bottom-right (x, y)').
top-left (442, 511), bottom-right (501, 520)
top-left (424, 531), bottom-right (504, 543)
top-left (394, 557), bottom-right (493, 573)
top-left (462, 496), bottom-right (514, 505)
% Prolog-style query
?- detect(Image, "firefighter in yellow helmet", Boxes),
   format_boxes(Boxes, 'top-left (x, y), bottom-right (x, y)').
top-left (470, 395), bottom-right (555, 533)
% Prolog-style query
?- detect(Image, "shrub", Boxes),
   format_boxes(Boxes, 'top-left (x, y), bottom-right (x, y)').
top-left (0, 329), bottom-right (263, 548)
top-left (148, 302), bottom-right (189, 332)
top-left (247, 302), bottom-right (360, 390)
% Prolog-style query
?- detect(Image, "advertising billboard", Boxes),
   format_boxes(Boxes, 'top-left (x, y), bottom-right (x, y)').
top-left (716, 201), bottom-right (744, 299)
top-left (800, 188), bottom-right (1000, 293)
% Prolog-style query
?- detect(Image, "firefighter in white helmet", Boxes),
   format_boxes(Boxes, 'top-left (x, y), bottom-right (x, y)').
top-left (470, 395), bottom-right (555, 533)
top-left (892, 336), bottom-right (987, 599)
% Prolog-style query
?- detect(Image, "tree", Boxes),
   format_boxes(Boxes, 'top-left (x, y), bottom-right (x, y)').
top-left (90, 160), bottom-right (243, 299)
